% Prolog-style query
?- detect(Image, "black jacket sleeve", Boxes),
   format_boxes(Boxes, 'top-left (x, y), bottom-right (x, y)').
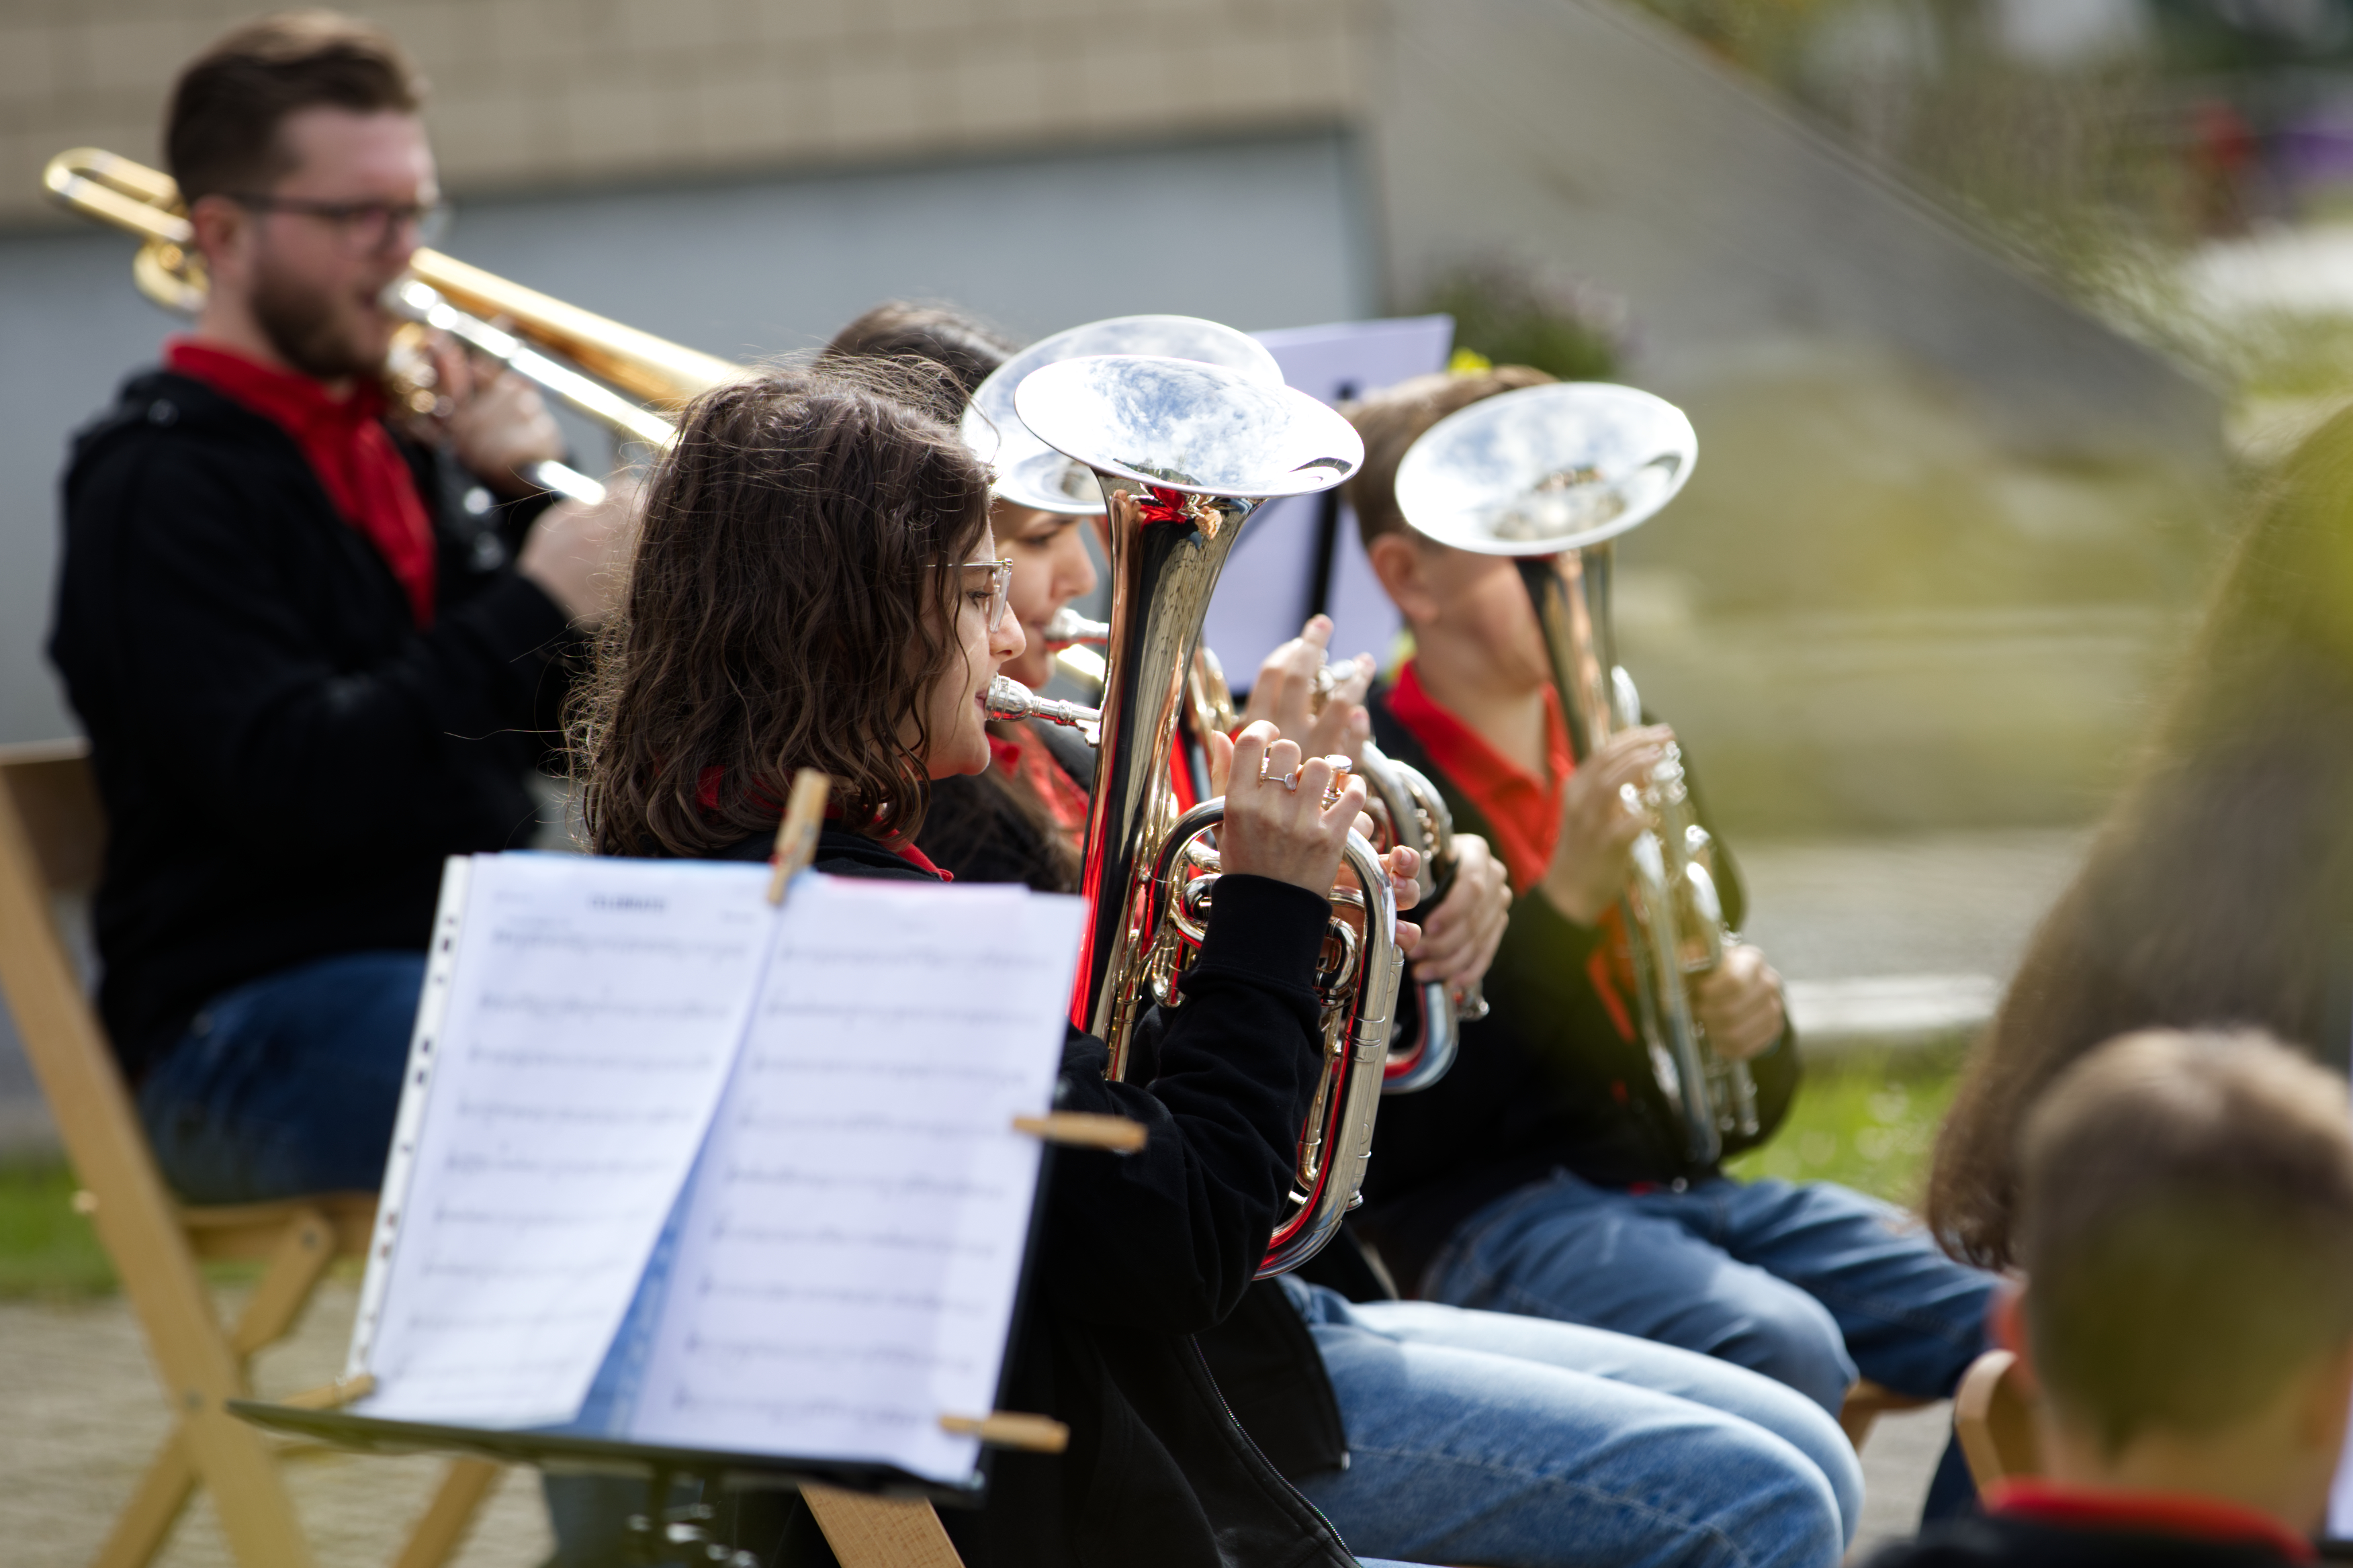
top-left (94, 437), bottom-right (572, 849)
top-left (1033, 874), bottom-right (1329, 1336)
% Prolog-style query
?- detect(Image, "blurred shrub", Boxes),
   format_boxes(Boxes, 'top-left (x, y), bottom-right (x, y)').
top-left (1423, 261), bottom-right (1626, 382)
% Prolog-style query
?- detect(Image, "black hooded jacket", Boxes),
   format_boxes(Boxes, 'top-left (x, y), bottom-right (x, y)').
top-left (49, 368), bottom-right (575, 1075)
top-left (712, 827), bottom-right (1359, 1568)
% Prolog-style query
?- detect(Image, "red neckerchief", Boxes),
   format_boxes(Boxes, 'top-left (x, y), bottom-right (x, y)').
top-left (166, 338), bottom-right (438, 626)
top-left (988, 725), bottom-right (1090, 840)
top-left (1385, 659), bottom-right (1636, 1042)
top-left (695, 764), bottom-right (952, 880)
top-left (1383, 659), bottom-right (1571, 896)
top-left (1988, 1479), bottom-right (2315, 1563)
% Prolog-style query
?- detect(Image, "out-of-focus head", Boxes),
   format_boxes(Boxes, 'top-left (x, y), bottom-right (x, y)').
top-left (2018, 1028), bottom-right (2353, 1468)
top-left (578, 363), bottom-right (998, 856)
top-left (1344, 365), bottom-right (1556, 686)
top-left (821, 302), bottom-right (1020, 425)
top-left (168, 11), bottom-right (431, 380)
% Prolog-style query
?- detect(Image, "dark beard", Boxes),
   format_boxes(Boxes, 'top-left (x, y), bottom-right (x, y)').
top-left (249, 255), bottom-right (375, 381)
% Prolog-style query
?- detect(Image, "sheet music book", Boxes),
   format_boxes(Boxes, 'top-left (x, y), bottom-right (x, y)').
top-left (345, 851), bottom-right (1084, 1485)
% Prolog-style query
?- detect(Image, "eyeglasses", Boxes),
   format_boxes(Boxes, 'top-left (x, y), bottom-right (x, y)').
top-left (961, 559), bottom-right (1015, 632)
top-left (228, 193), bottom-right (453, 253)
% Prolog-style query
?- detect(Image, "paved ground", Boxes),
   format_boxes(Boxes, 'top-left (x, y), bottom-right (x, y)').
top-left (2, 827), bottom-right (2090, 1564)
top-left (1, 1276), bottom-right (1954, 1565)
top-left (1, 1279), bottom-right (554, 1568)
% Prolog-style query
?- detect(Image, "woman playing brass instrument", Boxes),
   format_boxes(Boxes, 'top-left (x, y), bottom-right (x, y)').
top-left (830, 306), bottom-right (1863, 1568)
top-left (572, 359), bottom-right (1424, 1568)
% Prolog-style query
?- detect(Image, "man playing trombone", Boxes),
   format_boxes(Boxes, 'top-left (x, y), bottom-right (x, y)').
top-left (48, 12), bottom-right (632, 1205)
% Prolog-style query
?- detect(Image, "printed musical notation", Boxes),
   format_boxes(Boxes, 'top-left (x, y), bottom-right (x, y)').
top-left (357, 854), bottom-right (773, 1428)
top-left (629, 879), bottom-right (1082, 1483)
top-left (347, 854), bottom-right (1084, 1487)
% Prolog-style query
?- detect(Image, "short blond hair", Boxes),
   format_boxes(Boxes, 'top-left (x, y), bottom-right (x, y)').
top-left (1341, 365), bottom-right (1556, 551)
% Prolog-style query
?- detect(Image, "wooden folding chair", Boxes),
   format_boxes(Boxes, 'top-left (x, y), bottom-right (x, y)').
top-left (1838, 1377), bottom-right (1935, 1448)
top-left (0, 739), bottom-right (502, 1568)
top-left (1953, 1348), bottom-right (2041, 1492)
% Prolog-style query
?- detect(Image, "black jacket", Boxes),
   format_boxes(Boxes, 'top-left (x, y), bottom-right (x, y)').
top-left (1353, 686), bottom-right (1802, 1296)
top-left (50, 369), bottom-right (576, 1075)
top-left (716, 825), bottom-right (1358, 1568)
top-left (1861, 1512), bottom-right (2310, 1568)
top-left (918, 740), bottom-right (1362, 1484)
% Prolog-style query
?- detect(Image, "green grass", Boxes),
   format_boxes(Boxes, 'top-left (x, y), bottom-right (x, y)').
top-left (1726, 1037), bottom-right (1972, 1211)
top-left (0, 1159), bottom-right (116, 1297)
top-left (0, 1045), bottom-right (1971, 1298)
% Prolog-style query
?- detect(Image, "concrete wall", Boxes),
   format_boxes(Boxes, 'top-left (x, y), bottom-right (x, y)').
top-left (0, 128), bottom-right (1372, 745)
top-left (0, 0), bottom-right (1366, 226)
top-left (1366, 0), bottom-right (2219, 465)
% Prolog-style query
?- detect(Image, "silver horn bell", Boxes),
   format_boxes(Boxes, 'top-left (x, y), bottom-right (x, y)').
top-left (962, 316), bottom-right (1282, 514)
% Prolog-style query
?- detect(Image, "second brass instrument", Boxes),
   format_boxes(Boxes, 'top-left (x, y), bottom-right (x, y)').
top-left (44, 147), bottom-right (737, 500)
top-left (1393, 381), bottom-right (1758, 1166)
top-left (1007, 349), bottom-right (1395, 1277)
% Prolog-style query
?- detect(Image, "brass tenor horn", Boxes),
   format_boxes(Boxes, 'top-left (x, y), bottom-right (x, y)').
top-left (1012, 352), bottom-right (1397, 1277)
top-left (43, 147), bottom-right (737, 498)
top-left (1394, 381), bottom-right (1758, 1164)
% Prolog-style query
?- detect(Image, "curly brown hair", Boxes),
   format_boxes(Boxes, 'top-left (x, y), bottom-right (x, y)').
top-left (575, 364), bottom-right (993, 857)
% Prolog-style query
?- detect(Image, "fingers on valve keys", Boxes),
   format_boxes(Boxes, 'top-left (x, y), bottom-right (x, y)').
top-left (1259, 751), bottom-right (1355, 807)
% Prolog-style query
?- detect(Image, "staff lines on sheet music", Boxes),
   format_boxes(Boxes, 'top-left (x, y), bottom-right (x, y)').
top-left (694, 1279), bottom-right (985, 1314)
top-left (453, 1098), bottom-right (702, 1127)
top-left (660, 1389), bottom-right (928, 1429)
top-left (769, 943), bottom-right (1053, 975)
top-left (724, 1111), bottom-right (1020, 1142)
top-left (397, 1304), bottom-right (614, 1332)
top-left (677, 1334), bottom-right (976, 1373)
top-left (431, 1203), bottom-right (668, 1230)
top-left (418, 1257), bottom-right (652, 1281)
top-left (484, 929), bottom-right (756, 964)
top-left (740, 1054), bottom-right (1027, 1086)
top-left (440, 1152), bottom-right (672, 1179)
top-left (705, 1221), bottom-right (997, 1258)
top-left (718, 1164), bottom-right (1007, 1201)
top-left (756, 1002), bottom-right (1036, 1033)
top-left (461, 1040), bottom-right (727, 1069)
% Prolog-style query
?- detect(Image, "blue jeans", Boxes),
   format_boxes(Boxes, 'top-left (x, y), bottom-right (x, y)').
top-left (1282, 1278), bottom-right (1857, 1568)
top-left (1423, 1172), bottom-right (1996, 1412)
top-left (1423, 1171), bottom-right (1998, 1522)
top-left (135, 951), bottom-right (425, 1203)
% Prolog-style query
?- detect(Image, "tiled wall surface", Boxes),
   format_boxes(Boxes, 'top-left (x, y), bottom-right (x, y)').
top-left (2, 0), bottom-right (1368, 222)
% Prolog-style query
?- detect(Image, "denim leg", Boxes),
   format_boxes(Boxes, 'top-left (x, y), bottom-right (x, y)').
top-left (1694, 1177), bottom-right (1998, 1400)
top-left (1324, 1293), bottom-right (1863, 1543)
top-left (1284, 1282), bottom-right (1847, 1568)
top-left (1425, 1174), bottom-right (1857, 1412)
top-left (135, 951), bottom-right (425, 1203)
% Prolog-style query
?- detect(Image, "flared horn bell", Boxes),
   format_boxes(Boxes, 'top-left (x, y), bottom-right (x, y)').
top-left (1394, 382), bottom-right (1698, 557)
top-left (963, 316), bottom-right (1284, 514)
top-left (1013, 353), bottom-right (1360, 503)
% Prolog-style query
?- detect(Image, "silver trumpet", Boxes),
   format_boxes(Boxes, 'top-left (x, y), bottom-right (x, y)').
top-left (1394, 382), bottom-right (1758, 1164)
top-left (1012, 351), bottom-right (1396, 1277)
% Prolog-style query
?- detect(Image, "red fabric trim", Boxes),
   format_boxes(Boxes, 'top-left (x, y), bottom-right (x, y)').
top-left (893, 840), bottom-right (952, 880)
top-left (991, 729), bottom-right (1090, 838)
top-left (166, 338), bottom-right (437, 626)
top-left (1988, 1480), bottom-right (2315, 1562)
top-left (1383, 660), bottom-right (1570, 896)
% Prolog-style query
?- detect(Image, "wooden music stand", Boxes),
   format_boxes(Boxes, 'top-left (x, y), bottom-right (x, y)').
top-left (1953, 1348), bottom-right (2041, 1491)
top-left (0, 739), bottom-right (500, 1568)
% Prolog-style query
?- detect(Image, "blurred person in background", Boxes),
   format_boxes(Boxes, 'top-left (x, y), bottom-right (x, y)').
top-left (47, 11), bottom-right (633, 1205)
top-left (1929, 404), bottom-right (2353, 1273)
top-left (816, 305), bottom-right (1869, 1568)
top-left (1340, 365), bottom-right (2000, 1521)
top-left (1869, 1029), bottom-right (2353, 1568)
